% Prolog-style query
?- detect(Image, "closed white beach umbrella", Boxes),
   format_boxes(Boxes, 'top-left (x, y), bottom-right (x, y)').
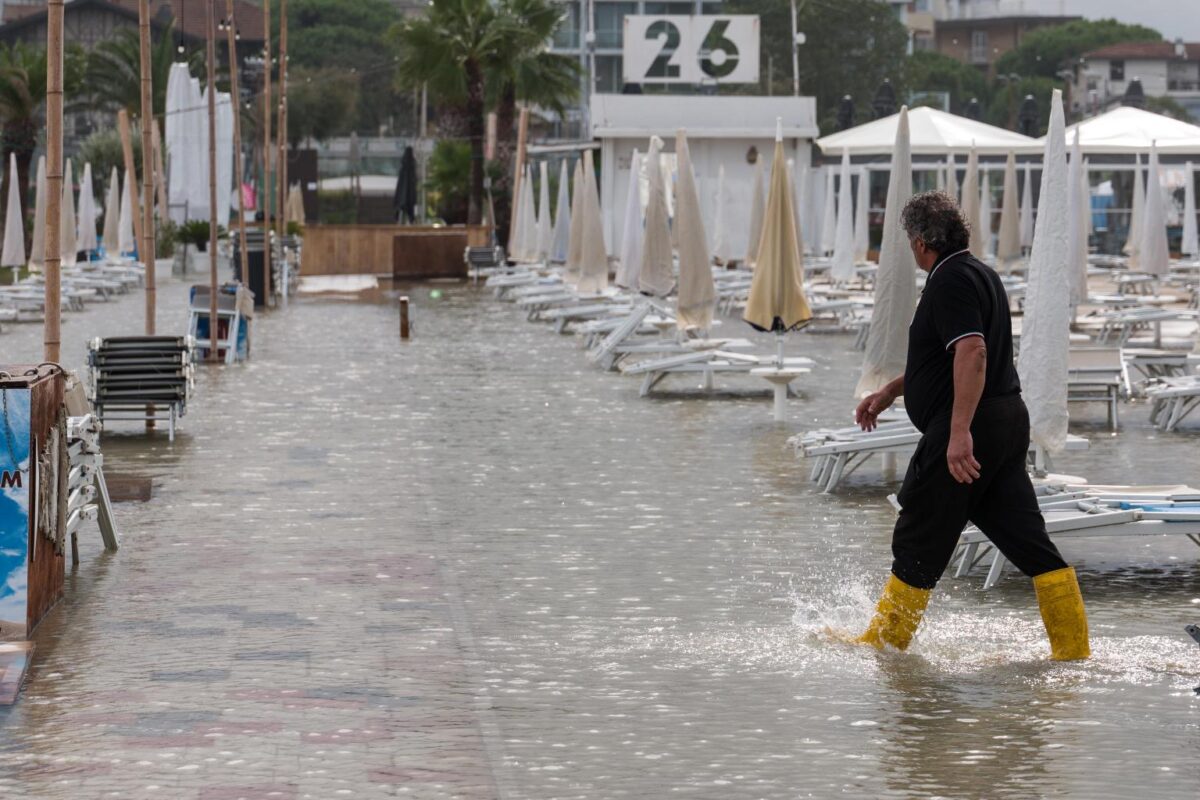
top-left (978, 169), bottom-right (993, 259)
top-left (1183, 161), bottom-right (1198, 257)
top-left (29, 155), bottom-right (45, 269)
top-left (639, 135), bottom-right (674, 297)
top-left (1139, 142), bottom-right (1170, 277)
top-left (616, 149), bottom-right (644, 288)
top-left (577, 149), bottom-right (608, 294)
top-left (1124, 156), bottom-right (1143, 267)
top-left (961, 147), bottom-right (983, 255)
top-left (165, 62), bottom-right (190, 223)
top-left (945, 154), bottom-right (959, 202)
top-left (1, 153), bottom-right (25, 268)
top-left (550, 159), bottom-right (571, 263)
top-left (77, 162), bottom-right (98, 254)
top-left (61, 159), bottom-right (78, 267)
top-left (1081, 159), bottom-right (1093, 236)
top-left (102, 166), bottom-right (120, 256)
top-left (1019, 162), bottom-right (1034, 249)
top-left (997, 152), bottom-right (1021, 267)
top-left (1017, 89), bottom-right (1071, 454)
top-left (745, 157), bottom-right (766, 265)
top-left (536, 161), bottom-right (552, 262)
top-left (856, 106), bottom-right (916, 398)
top-left (564, 160), bottom-right (584, 283)
top-left (191, 81), bottom-right (212, 220)
top-left (819, 167), bottom-right (836, 256)
top-left (744, 122), bottom-right (811, 333)
top-left (674, 130), bottom-right (715, 331)
top-left (830, 149), bottom-right (856, 282)
top-left (216, 91), bottom-right (234, 228)
top-left (853, 166), bottom-right (870, 262)
top-left (520, 164), bottom-right (538, 262)
top-left (711, 163), bottom-right (730, 264)
top-left (119, 167), bottom-right (136, 255)
top-left (1065, 130), bottom-right (1089, 304)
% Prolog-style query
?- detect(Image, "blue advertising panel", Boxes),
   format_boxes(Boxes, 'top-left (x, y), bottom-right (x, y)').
top-left (0, 387), bottom-right (31, 641)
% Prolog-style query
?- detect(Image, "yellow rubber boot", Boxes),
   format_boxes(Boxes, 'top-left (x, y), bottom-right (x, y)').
top-left (1033, 566), bottom-right (1090, 661)
top-left (856, 574), bottom-right (932, 651)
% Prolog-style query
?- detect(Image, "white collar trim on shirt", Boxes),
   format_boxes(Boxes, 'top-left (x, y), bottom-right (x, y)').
top-left (928, 248), bottom-right (970, 281)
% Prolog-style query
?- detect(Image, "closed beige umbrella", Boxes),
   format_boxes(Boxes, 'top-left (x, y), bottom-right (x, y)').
top-left (996, 152), bottom-right (1020, 267)
top-left (674, 129), bottom-right (715, 331)
top-left (639, 135), bottom-right (674, 296)
top-left (564, 159), bottom-right (584, 285)
top-left (2, 153), bottom-right (25, 270)
top-left (102, 166), bottom-right (120, 256)
top-left (29, 155), bottom-right (46, 269)
top-left (61, 159), bottom-right (78, 268)
top-left (743, 124), bottom-right (811, 334)
top-left (577, 149), bottom-right (608, 294)
top-left (745, 156), bottom-right (765, 265)
top-left (856, 105), bottom-right (915, 398)
top-left (961, 146), bottom-right (983, 255)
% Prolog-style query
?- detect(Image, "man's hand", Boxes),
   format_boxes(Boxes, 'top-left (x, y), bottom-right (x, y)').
top-left (855, 388), bottom-right (895, 431)
top-left (946, 430), bottom-right (981, 483)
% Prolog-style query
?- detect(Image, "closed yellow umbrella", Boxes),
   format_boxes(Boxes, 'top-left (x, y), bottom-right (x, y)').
top-left (743, 122), bottom-right (811, 334)
top-left (674, 129), bottom-right (715, 331)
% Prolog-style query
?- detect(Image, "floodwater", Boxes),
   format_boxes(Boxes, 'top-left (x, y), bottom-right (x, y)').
top-left (0, 269), bottom-right (1198, 798)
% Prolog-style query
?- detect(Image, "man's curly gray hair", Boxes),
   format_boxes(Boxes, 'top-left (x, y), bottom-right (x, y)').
top-left (900, 191), bottom-right (971, 256)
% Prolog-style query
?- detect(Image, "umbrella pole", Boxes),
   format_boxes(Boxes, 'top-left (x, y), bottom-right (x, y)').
top-left (261, 0), bottom-right (272, 304)
top-left (776, 330), bottom-right (785, 368)
top-left (276, 0), bottom-right (289, 308)
top-left (206, 0), bottom-right (219, 364)
top-left (44, 0), bottom-right (63, 363)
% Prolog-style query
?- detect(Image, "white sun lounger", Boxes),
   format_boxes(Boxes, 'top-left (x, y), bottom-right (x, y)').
top-left (1147, 375), bottom-right (1200, 431)
top-left (1067, 347), bottom-right (1127, 428)
top-left (953, 490), bottom-right (1200, 588)
top-left (620, 349), bottom-right (816, 396)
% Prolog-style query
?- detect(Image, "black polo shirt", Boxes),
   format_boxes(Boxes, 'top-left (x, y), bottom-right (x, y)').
top-left (904, 249), bottom-right (1021, 432)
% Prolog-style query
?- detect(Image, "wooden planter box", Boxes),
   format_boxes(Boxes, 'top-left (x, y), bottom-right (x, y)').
top-left (301, 225), bottom-right (492, 277)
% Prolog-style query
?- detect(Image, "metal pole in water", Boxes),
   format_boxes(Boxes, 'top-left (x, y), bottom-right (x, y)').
top-left (206, 0), bottom-right (219, 363)
top-left (400, 296), bottom-right (410, 339)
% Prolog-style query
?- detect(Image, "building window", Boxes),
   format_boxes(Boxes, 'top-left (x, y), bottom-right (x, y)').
top-left (913, 32), bottom-right (933, 52)
top-left (1110, 60), bottom-right (1124, 81)
top-left (552, 2), bottom-right (581, 50)
top-left (595, 2), bottom-right (638, 50)
top-left (643, 2), bottom-right (694, 14)
top-left (596, 54), bottom-right (623, 93)
top-left (969, 30), bottom-right (988, 64)
top-left (914, 0), bottom-right (930, 10)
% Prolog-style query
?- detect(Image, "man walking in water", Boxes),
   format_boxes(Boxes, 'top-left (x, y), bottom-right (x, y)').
top-left (852, 191), bottom-right (1089, 661)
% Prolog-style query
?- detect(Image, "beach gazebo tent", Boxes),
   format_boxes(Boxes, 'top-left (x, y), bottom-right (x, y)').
top-left (1, 153), bottom-right (24, 272)
top-left (639, 135), bottom-right (674, 297)
top-left (550, 160), bottom-right (571, 263)
top-left (817, 106), bottom-right (1038, 157)
top-left (1024, 106), bottom-right (1200, 155)
top-left (856, 106), bottom-right (916, 398)
top-left (616, 149), bottom-right (643, 288)
top-left (674, 130), bottom-right (715, 331)
top-left (102, 166), bottom-right (120, 256)
top-left (1017, 89), bottom-right (1072, 455)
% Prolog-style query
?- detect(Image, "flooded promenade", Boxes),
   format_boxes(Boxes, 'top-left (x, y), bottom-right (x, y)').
top-left (0, 270), bottom-right (1198, 798)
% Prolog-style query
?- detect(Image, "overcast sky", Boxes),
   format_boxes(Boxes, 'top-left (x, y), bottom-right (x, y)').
top-left (1061, 0), bottom-right (1200, 41)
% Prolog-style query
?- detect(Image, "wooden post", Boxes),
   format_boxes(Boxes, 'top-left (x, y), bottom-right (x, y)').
top-left (276, 0), bottom-right (288, 267)
top-left (206, 0), bottom-right (219, 363)
top-left (224, 0), bottom-right (250, 292)
top-left (44, 0), bottom-right (63, 363)
top-left (138, 0), bottom-right (156, 336)
top-left (116, 111), bottom-right (144, 253)
top-left (399, 296), bottom-right (410, 339)
top-left (261, 0), bottom-right (273, 303)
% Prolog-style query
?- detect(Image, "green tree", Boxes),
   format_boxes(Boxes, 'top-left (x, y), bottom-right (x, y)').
top-left (903, 51), bottom-right (990, 115)
top-left (725, 0), bottom-right (908, 133)
top-left (0, 42), bottom-right (86, 240)
top-left (995, 18), bottom-right (1161, 79)
top-left (77, 128), bottom-right (143, 193)
top-left (391, 0), bottom-right (531, 223)
top-left (1144, 95), bottom-right (1194, 123)
top-left (285, 66), bottom-right (361, 146)
top-left (85, 22), bottom-right (201, 119)
top-left (275, 0), bottom-right (401, 133)
top-left (985, 76), bottom-right (1057, 135)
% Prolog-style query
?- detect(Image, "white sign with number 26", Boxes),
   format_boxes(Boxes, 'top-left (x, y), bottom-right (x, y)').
top-left (622, 15), bottom-right (760, 85)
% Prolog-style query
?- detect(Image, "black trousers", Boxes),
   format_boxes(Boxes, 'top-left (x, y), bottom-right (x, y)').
top-left (891, 394), bottom-right (1069, 590)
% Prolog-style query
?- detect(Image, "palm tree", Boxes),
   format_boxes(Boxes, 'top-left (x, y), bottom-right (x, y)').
top-left (0, 43), bottom-right (81, 246)
top-left (86, 22), bottom-right (203, 120)
top-left (391, 0), bottom-right (536, 224)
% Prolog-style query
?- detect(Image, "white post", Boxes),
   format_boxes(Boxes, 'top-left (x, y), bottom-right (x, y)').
top-left (790, 0), bottom-right (800, 97)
